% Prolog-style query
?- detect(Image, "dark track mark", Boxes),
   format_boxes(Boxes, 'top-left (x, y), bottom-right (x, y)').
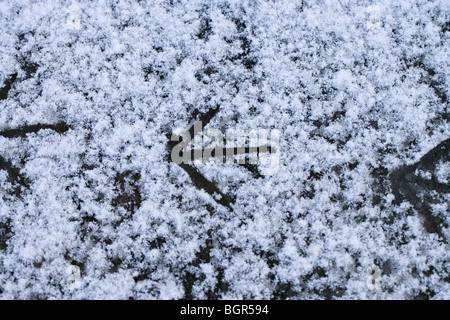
top-left (0, 122), bottom-right (71, 138)
top-left (178, 162), bottom-right (235, 210)
top-left (1, 54), bottom-right (40, 101)
top-left (0, 218), bottom-right (13, 251)
top-left (191, 146), bottom-right (273, 179)
top-left (20, 61), bottom-right (39, 80)
top-left (0, 73), bottom-right (18, 101)
top-left (168, 105), bottom-right (236, 210)
top-left (241, 163), bottom-right (263, 179)
top-left (168, 100), bottom-right (272, 211)
top-left (0, 122), bottom-right (71, 196)
top-left (187, 105), bottom-right (272, 179)
top-left (390, 138), bottom-right (450, 241)
top-left (169, 103), bottom-right (272, 210)
top-left (187, 104), bottom-right (220, 137)
top-left (0, 156), bottom-right (30, 196)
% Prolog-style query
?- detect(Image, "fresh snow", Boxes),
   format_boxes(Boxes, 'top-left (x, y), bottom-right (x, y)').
top-left (0, 0), bottom-right (449, 299)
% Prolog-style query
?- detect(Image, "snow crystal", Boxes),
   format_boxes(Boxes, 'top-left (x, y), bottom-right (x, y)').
top-left (0, 0), bottom-right (449, 300)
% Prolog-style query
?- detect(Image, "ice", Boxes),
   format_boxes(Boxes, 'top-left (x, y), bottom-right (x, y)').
top-left (0, 0), bottom-right (449, 300)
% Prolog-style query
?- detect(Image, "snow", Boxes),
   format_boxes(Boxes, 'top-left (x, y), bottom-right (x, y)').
top-left (0, 0), bottom-right (449, 300)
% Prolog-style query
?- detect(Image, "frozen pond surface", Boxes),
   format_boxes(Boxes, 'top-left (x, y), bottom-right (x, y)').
top-left (0, 0), bottom-right (449, 299)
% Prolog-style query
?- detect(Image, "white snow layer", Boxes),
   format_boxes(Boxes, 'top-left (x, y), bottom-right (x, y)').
top-left (0, 0), bottom-right (449, 299)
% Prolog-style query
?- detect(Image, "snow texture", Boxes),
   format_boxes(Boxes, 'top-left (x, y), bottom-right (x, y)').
top-left (0, 0), bottom-right (449, 299)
